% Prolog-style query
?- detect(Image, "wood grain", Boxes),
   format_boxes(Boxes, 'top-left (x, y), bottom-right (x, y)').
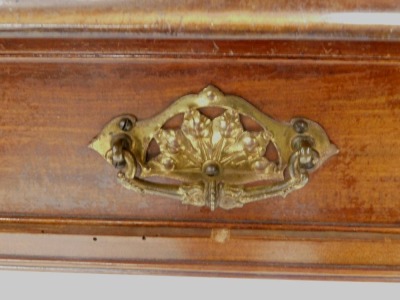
top-left (1, 0), bottom-right (400, 40)
top-left (1, 52), bottom-right (399, 231)
top-left (1, 1), bottom-right (400, 278)
top-left (2, 230), bottom-right (400, 280)
top-left (1, 38), bottom-right (400, 61)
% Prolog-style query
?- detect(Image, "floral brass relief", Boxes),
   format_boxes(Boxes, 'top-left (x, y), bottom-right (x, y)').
top-left (89, 86), bottom-right (338, 210)
top-left (152, 108), bottom-right (281, 210)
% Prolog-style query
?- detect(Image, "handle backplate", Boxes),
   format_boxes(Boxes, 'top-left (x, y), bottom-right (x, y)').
top-left (89, 85), bottom-right (338, 210)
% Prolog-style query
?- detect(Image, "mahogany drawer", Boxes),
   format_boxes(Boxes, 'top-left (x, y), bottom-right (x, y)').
top-left (1, 1), bottom-right (400, 280)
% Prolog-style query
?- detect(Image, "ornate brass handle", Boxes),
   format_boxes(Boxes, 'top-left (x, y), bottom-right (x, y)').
top-left (90, 86), bottom-right (338, 210)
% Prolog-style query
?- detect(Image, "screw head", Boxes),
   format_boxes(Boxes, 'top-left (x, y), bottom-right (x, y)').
top-left (293, 119), bottom-right (308, 133)
top-left (119, 118), bottom-right (134, 131)
top-left (203, 162), bottom-right (220, 177)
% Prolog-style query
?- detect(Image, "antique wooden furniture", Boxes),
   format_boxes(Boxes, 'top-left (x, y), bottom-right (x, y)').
top-left (1, 1), bottom-right (400, 280)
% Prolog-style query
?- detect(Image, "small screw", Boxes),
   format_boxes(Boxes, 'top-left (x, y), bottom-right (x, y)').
top-left (119, 118), bottom-right (133, 131)
top-left (293, 119), bottom-right (308, 133)
top-left (204, 163), bottom-right (220, 177)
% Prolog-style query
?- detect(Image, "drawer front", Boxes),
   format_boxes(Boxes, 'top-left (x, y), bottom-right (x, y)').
top-left (1, 38), bottom-right (400, 278)
top-left (1, 49), bottom-right (400, 226)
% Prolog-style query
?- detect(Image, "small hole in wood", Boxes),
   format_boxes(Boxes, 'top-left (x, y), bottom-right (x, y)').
top-left (93, 237), bottom-right (97, 241)
top-left (142, 236), bottom-right (146, 241)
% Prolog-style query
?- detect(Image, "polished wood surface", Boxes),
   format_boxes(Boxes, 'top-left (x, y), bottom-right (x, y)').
top-left (1, 1), bottom-right (400, 40)
top-left (1, 44), bottom-right (399, 229)
top-left (1, 38), bottom-right (400, 61)
top-left (2, 230), bottom-right (400, 281)
top-left (1, 1), bottom-right (400, 280)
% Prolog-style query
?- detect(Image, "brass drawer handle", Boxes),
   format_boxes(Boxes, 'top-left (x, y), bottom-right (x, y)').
top-left (90, 86), bottom-right (338, 210)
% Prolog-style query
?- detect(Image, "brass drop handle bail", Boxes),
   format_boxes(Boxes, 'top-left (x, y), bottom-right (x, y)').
top-left (111, 136), bottom-right (131, 170)
top-left (292, 136), bottom-right (320, 170)
top-left (90, 85), bottom-right (338, 210)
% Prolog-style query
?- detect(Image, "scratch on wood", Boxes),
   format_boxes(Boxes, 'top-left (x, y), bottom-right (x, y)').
top-left (212, 41), bottom-right (220, 53)
top-left (211, 228), bottom-right (230, 244)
